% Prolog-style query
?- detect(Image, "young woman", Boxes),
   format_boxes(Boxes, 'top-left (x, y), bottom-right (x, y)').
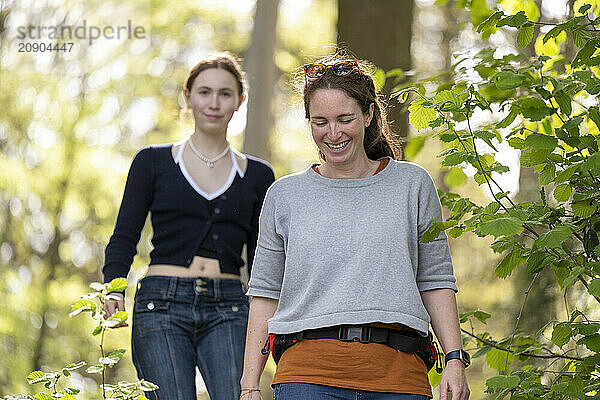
top-left (240, 54), bottom-right (469, 400)
top-left (102, 53), bottom-right (275, 400)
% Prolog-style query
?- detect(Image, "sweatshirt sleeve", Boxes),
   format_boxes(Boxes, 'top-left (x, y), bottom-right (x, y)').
top-left (247, 183), bottom-right (286, 299)
top-left (246, 163), bottom-right (276, 277)
top-left (102, 148), bottom-right (154, 283)
top-left (415, 171), bottom-right (458, 292)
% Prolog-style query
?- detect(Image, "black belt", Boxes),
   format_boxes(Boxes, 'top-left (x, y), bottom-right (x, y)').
top-left (281, 324), bottom-right (429, 353)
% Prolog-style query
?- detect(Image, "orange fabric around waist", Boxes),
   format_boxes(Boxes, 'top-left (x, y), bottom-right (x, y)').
top-left (272, 324), bottom-right (432, 396)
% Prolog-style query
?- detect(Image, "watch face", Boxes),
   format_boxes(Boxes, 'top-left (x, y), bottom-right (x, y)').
top-left (461, 350), bottom-right (471, 366)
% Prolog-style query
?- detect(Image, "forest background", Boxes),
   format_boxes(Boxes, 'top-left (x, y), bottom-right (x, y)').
top-left (1, 0), bottom-right (598, 399)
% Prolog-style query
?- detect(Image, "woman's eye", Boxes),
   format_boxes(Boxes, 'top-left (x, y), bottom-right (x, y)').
top-left (340, 118), bottom-right (355, 124)
top-left (199, 90), bottom-right (210, 95)
top-left (221, 92), bottom-right (232, 97)
top-left (313, 121), bottom-right (327, 127)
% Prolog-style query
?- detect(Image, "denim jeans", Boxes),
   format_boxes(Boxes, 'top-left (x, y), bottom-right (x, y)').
top-left (131, 276), bottom-right (249, 400)
top-left (273, 383), bottom-right (431, 400)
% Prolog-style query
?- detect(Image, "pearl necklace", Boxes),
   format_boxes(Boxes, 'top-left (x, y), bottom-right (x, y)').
top-left (187, 138), bottom-right (230, 168)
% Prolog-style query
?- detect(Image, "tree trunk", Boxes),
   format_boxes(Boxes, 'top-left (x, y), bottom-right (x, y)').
top-left (243, 0), bottom-right (280, 160)
top-left (337, 0), bottom-right (414, 140)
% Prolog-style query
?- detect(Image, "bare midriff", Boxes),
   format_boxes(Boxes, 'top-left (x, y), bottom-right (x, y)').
top-left (145, 256), bottom-right (241, 280)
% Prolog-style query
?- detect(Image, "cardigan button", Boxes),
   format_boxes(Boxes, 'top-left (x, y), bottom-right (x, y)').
top-left (146, 302), bottom-right (155, 310)
top-left (212, 234), bottom-right (219, 240)
top-left (214, 208), bottom-right (221, 214)
top-left (221, 195), bottom-right (227, 200)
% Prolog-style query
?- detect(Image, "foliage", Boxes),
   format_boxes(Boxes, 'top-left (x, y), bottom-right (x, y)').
top-left (394, 3), bottom-right (600, 398)
top-left (3, 279), bottom-right (157, 400)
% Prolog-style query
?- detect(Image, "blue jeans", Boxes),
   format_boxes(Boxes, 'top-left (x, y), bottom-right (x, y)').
top-left (131, 276), bottom-right (249, 400)
top-left (273, 383), bottom-right (431, 400)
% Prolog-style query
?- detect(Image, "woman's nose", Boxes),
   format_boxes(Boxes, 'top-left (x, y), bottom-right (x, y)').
top-left (209, 94), bottom-right (219, 109)
top-left (327, 122), bottom-right (342, 141)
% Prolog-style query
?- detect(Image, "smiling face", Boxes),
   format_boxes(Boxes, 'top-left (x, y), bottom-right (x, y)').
top-left (184, 68), bottom-right (244, 135)
top-left (308, 88), bottom-right (374, 167)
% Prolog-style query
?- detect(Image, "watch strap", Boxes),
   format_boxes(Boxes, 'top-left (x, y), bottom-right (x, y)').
top-left (445, 349), bottom-right (470, 367)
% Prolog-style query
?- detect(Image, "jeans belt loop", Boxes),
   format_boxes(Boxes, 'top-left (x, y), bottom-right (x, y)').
top-left (166, 277), bottom-right (177, 299)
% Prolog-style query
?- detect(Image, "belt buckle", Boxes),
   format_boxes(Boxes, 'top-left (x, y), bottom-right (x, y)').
top-left (339, 325), bottom-right (371, 343)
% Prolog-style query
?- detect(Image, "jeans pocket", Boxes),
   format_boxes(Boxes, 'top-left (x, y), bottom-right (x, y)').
top-left (133, 297), bottom-right (171, 335)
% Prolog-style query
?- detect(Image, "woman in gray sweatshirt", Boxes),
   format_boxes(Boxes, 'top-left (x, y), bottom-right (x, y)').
top-left (240, 53), bottom-right (470, 400)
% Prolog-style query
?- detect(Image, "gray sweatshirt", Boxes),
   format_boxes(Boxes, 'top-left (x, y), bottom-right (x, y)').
top-left (247, 159), bottom-right (457, 335)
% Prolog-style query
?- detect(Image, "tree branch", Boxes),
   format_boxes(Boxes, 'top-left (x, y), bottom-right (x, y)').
top-left (461, 328), bottom-right (584, 361)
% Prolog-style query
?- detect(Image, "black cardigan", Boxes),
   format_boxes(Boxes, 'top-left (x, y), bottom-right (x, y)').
top-left (102, 144), bottom-right (275, 283)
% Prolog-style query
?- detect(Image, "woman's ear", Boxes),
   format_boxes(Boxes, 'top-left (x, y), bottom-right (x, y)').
top-left (183, 89), bottom-right (191, 108)
top-left (365, 102), bottom-right (375, 127)
top-left (237, 94), bottom-right (246, 110)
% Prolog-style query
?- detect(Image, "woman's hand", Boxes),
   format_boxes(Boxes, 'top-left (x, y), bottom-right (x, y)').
top-left (439, 359), bottom-right (469, 400)
top-left (102, 292), bottom-right (129, 327)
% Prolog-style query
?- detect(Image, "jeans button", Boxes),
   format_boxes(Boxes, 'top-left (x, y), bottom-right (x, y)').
top-left (212, 233), bottom-right (219, 240)
top-left (231, 305), bottom-right (239, 312)
top-left (214, 208), bottom-right (221, 215)
top-left (146, 302), bottom-right (155, 310)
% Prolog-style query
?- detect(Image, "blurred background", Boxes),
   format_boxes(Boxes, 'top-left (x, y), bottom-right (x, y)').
top-left (0, 0), bottom-right (581, 398)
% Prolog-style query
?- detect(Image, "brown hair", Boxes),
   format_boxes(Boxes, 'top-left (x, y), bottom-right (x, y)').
top-left (185, 52), bottom-right (245, 97)
top-left (302, 52), bottom-right (401, 161)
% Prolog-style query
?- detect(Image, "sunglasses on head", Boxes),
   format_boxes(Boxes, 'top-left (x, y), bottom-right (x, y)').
top-left (303, 60), bottom-right (362, 84)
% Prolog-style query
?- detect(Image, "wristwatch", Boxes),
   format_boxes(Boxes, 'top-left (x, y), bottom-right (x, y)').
top-left (445, 349), bottom-right (470, 367)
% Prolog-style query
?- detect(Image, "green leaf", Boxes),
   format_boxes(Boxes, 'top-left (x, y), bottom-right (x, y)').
top-left (543, 25), bottom-right (563, 43)
top-left (496, 107), bottom-right (519, 128)
top-left (553, 184), bottom-right (571, 202)
top-left (526, 252), bottom-right (552, 274)
top-left (495, 245), bottom-right (523, 278)
top-left (554, 90), bottom-right (572, 116)
top-left (26, 371), bottom-right (47, 384)
top-left (572, 200), bottom-right (597, 218)
top-left (441, 152), bottom-right (470, 167)
top-left (69, 299), bottom-right (96, 317)
top-left (108, 278), bottom-right (128, 293)
top-left (524, 133), bottom-right (558, 150)
top-left (519, 97), bottom-right (555, 121)
top-left (139, 380), bottom-right (160, 391)
top-left (581, 152), bottom-right (600, 172)
top-left (579, 4), bottom-right (592, 13)
top-left (493, 71), bottom-right (524, 90)
top-left (589, 278), bottom-right (600, 299)
top-left (486, 347), bottom-right (514, 371)
top-left (497, 11), bottom-right (528, 28)
top-left (578, 334), bottom-right (600, 352)
top-left (588, 106), bottom-right (600, 131)
top-left (421, 221), bottom-right (452, 243)
top-left (447, 226), bottom-right (464, 238)
top-left (32, 394), bottom-right (52, 400)
top-left (372, 68), bottom-right (386, 92)
top-left (534, 225), bottom-right (574, 250)
top-left (478, 217), bottom-right (524, 238)
top-left (552, 322), bottom-right (572, 347)
top-left (408, 99), bottom-right (438, 131)
top-left (92, 325), bottom-right (103, 336)
top-left (473, 130), bottom-right (498, 151)
top-left (539, 163), bottom-right (556, 186)
top-left (483, 202), bottom-right (501, 215)
top-left (517, 23), bottom-right (534, 48)
top-left (473, 310), bottom-right (492, 323)
top-left (404, 135), bottom-right (427, 159)
top-left (86, 364), bottom-right (104, 374)
top-left (555, 165), bottom-right (579, 183)
top-left (486, 375), bottom-right (520, 390)
top-left (477, 10), bottom-right (503, 33)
